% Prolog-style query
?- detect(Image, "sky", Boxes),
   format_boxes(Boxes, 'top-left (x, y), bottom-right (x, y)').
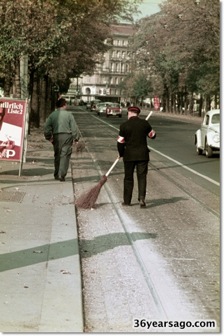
top-left (134, 0), bottom-right (164, 19)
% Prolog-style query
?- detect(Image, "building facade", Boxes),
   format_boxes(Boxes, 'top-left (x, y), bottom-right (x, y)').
top-left (67, 23), bottom-right (135, 104)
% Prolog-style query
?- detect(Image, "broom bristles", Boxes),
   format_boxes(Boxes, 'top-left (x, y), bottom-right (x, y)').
top-left (75, 175), bottom-right (107, 209)
top-left (75, 140), bottom-right (85, 153)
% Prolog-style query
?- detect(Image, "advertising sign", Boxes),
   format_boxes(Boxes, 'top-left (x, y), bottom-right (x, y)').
top-left (154, 96), bottom-right (160, 110)
top-left (0, 98), bottom-right (27, 162)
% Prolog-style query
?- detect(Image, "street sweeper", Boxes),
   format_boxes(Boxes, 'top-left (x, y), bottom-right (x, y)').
top-left (117, 106), bottom-right (156, 208)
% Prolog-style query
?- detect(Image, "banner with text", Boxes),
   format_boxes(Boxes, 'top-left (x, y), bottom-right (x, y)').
top-left (0, 98), bottom-right (27, 161)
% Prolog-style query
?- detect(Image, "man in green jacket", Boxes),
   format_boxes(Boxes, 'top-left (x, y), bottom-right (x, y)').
top-left (44, 98), bottom-right (79, 181)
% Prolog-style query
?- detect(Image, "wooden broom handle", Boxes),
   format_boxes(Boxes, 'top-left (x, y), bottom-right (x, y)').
top-left (105, 157), bottom-right (120, 177)
top-left (145, 111), bottom-right (153, 120)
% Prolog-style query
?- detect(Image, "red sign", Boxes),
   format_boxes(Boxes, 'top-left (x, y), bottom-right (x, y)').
top-left (0, 98), bottom-right (27, 161)
top-left (154, 96), bottom-right (160, 110)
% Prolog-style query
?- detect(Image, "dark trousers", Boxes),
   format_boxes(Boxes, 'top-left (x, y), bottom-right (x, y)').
top-left (53, 133), bottom-right (73, 178)
top-left (123, 160), bottom-right (148, 204)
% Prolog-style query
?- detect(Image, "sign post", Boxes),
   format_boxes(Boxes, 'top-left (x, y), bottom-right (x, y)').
top-left (0, 98), bottom-right (28, 176)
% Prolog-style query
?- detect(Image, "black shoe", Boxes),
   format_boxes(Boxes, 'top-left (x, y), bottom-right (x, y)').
top-left (139, 200), bottom-right (146, 208)
top-left (54, 175), bottom-right (60, 180)
top-left (60, 176), bottom-right (65, 182)
top-left (122, 202), bottom-right (131, 206)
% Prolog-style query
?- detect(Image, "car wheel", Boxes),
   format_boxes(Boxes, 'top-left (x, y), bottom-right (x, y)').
top-left (195, 135), bottom-right (203, 155)
top-left (205, 140), bottom-right (213, 158)
top-left (196, 147), bottom-right (203, 155)
top-left (119, 114), bottom-right (122, 118)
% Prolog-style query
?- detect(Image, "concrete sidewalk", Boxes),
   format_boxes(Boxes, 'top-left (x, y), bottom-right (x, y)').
top-left (0, 130), bottom-right (83, 332)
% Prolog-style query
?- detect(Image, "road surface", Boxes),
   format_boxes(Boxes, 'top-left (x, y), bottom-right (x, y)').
top-left (71, 107), bottom-right (220, 333)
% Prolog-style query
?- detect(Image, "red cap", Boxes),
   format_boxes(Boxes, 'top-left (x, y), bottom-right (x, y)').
top-left (128, 106), bottom-right (141, 114)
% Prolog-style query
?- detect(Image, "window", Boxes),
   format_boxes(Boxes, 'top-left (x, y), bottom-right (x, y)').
top-left (205, 115), bottom-right (209, 125)
top-left (211, 113), bottom-right (220, 124)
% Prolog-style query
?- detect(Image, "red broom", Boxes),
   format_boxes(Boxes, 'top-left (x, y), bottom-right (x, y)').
top-left (75, 157), bottom-right (120, 209)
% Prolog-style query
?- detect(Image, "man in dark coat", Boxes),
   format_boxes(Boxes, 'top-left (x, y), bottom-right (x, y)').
top-left (117, 106), bottom-right (156, 207)
top-left (44, 98), bottom-right (79, 181)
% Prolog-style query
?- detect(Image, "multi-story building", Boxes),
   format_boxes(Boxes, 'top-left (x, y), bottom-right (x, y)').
top-left (67, 23), bottom-right (135, 105)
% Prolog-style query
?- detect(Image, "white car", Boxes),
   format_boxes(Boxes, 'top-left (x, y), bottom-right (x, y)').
top-left (195, 109), bottom-right (220, 158)
top-left (95, 102), bottom-right (112, 115)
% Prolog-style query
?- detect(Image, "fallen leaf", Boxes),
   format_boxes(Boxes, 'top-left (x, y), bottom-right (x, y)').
top-left (60, 270), bottom-right (71, 274)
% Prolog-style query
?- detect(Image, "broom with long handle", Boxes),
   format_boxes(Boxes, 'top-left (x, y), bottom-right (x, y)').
top-left (145, 111), bottom-right (153, 120)
top-left (75, 157), bottom-right (120, 209)
top-left (75, 111), bottom-right (153, 209)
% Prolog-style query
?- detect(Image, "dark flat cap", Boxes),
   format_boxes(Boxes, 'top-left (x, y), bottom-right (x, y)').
top-left (128, 106), bottom-right (141, 114)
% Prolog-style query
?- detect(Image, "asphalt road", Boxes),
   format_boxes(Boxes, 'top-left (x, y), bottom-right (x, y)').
top-left (109, 111), bottom-right (218, 178)
top-left (77, 107), bottom-right (219, 191)
top-left (148, 115), bottom-right (220, 184)
top-left (71, 106), bottom-right (220, 332)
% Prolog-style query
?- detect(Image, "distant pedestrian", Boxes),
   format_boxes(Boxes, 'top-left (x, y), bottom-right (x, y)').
top-left (44, 98), bottom-right (79, 181)
top-left (117, 106), bottom-right (156, 207)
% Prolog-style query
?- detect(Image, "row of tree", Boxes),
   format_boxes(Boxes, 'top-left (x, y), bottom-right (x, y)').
top-left (0, 0), bottom-right (140, 127)
top-left (123, 0), bottom-right (220, 115)
top-left (0, 0), bottom-right (220, 122)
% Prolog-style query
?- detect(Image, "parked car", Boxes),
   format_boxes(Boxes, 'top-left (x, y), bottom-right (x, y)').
top-left (90, 99), bottom-right (101, 112)
top-left (86, 101), bottom-right (91, 110)
top-left (106, 103), bottom-right (122, 118)
top-left (195, 109), bottom-right (220, 158)
top-left (95, 102), bottom-right (112, 115)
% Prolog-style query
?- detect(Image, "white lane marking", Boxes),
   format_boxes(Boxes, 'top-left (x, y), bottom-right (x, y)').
top-left (150, 147), bottom-right (220, 187)
top-left (92, 115), bottom-right (119, 130)
top-left (92, 115), bottom-right (220, 187)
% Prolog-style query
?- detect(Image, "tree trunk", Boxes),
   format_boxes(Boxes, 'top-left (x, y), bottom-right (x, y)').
top-left (205, 94), bottom-right (211, 112)
top-left (39, 78), bottom-right (46, 124)
top-left (13, 59), bottom-right (21, 98)
top-left (188, 93), bottom-right (194, 114)
top-left (198, 95), bottom-right (203, 117)
top-left (3, 73), bottom-right (11, 97)
top-left (30, 75), bottom-right (40, 128)
top-left (163, 83), bottom-right (169, 112)
top-left (171, 93), bottom-right (174, 113)
top-left (183, 88), bottom-right (188, 114)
